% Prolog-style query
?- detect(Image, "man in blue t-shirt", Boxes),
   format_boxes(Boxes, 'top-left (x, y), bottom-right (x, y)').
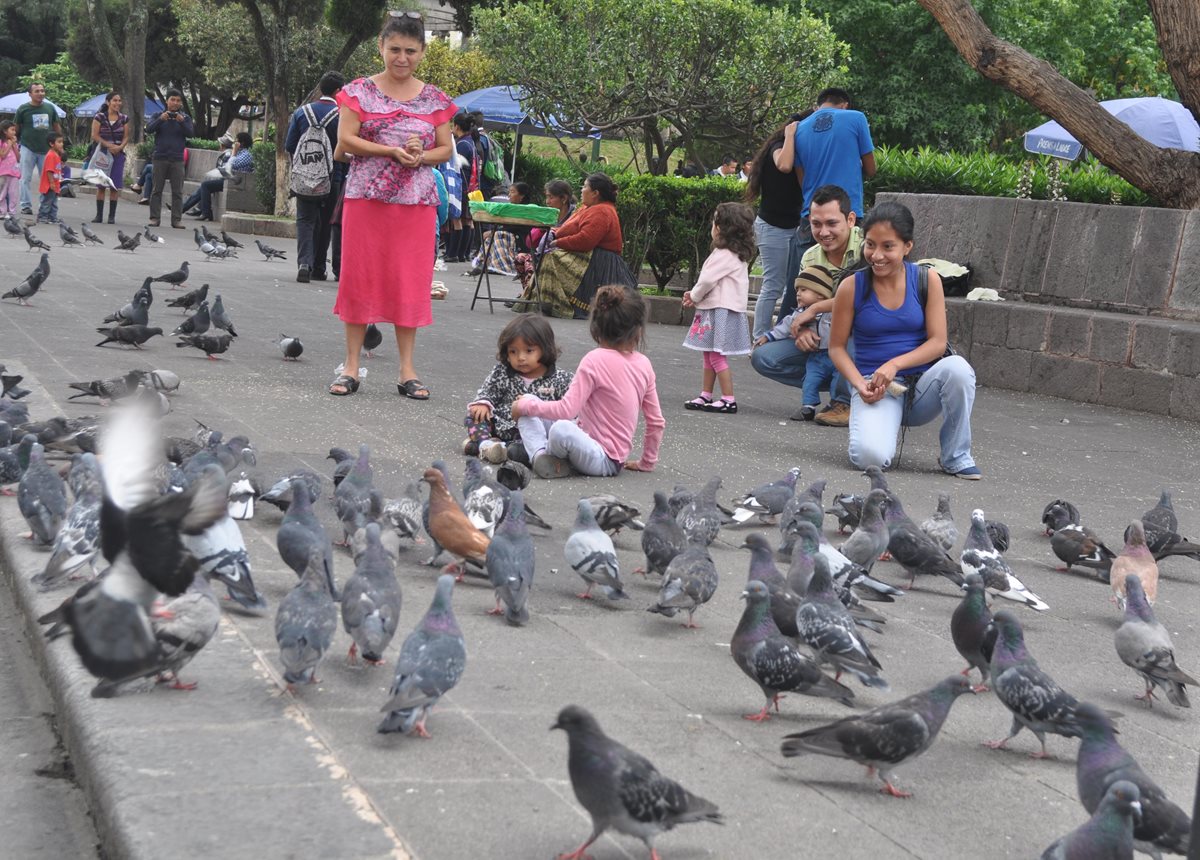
top-left (778, 88), bottom-right (876, 320)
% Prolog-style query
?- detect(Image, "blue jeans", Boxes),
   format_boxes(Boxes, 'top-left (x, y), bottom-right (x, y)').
top-left (751, 338), bottom-right (851, 405)
top-left (847, 355), bottom-right (977, 473)
top-left (777, 219), bottom-right (816, 322)
top-left (751, 218), bottom-right (803, 338)
top-left (36, 189), bottom-right (58, 223)
top-left (801, 350), bottom-right (836, 407)
top-left (138, 164), bottom-right (153, 199)
top-left (19, 146), bottom-right (45, 211)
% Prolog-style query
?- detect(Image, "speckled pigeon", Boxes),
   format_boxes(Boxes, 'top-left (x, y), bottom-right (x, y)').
top-left (382, 481), bottom-right (423, 543)
top-left (920, 493), bottom-right (958, 552)
top-left (1114, 574), bottom-right (1196, 708)
top-left (732, 580), bottom-right (853, 720)
top-left (638, 491), bottom-right (686, 577)
top-left (1134, 490), bottom-right (1200, 563)
top-left (341, 523), bottom-right (402, 662)
top-left (34, 454), bottom-right (103, 589)
top-left (18, 442), bottom-right (67, 546)
top-left (378, 574), bottom-right (466, 736)
top-left (486, 490), bottom-right (534, 626)
top-left (950, 573), bottom-right (994, 692)
top-left (676, 476), bottom-right (724, 545)
top-left (1075, 703), bottom-right (1192, 857)
top-left (183, 489), bottom-right (266, 613)
top-left (729, 466), bottom-right (801, 524)
top-left (564, 498), bottom-right (627, 600)
top-left (1040, 780), bottom-right (1141, 860)
top-left (584, 494), bottom-right (643, 534)
top-left (797, 555), bottom-right (888, 689)
top-left (275, 546), bottom-right (337, 688)
top-left (552, 704), bottom-right (723, 860)
top-left (961, 508), bottom-right (1049, 611)
top-left (780, 675), bottom-right (973, 797)
top-left (647, 536), bottom-right (717, 628)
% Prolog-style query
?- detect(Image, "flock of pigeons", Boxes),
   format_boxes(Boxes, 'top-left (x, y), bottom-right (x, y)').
top-left (1, 344), bottom-right (1196, 858)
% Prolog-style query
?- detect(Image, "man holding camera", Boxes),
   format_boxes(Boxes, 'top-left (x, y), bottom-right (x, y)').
top-left (145, 89), bottom-right (194, 228)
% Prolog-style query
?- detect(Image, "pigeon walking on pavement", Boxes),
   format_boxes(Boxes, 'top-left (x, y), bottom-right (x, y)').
top-left (176, 332), bottom-right (232, 359)
top-left (276, 476), bottom-right (338, 599)
top-left (3, 214), bottom-right (22, 238)
top-left (359, 322), bottom-right (383, 358)
top-left (166, 282), bottom-right (208, 311)
top-left (780, 675), bottom-right (974, 798)
top-left (18, 441), bottom-right (68, 545)
top-left (1111, 521), bottom-right (1158, 611)
top-left (1040, 780), bottom-right (1142, 860)
top-left (564, 498), bottom-right (628, 600)
top-left (647, 536), bottom-right (718, 628)
top-left (143, 224), bottom-right (165, 244)
top-left (172, 300), bottom-right (210, 335)
top-left (1137, 490), bottom-right (1200, 562)
top-left (796, 555), bottom-right (889, 689)
top-left (485, 490), bottom-right (535, 625)
top-left (1114, 574), bottom-right (1197, 708)
top-left (151, 261), bottom-right (190, 288)
top-left (950, 573), bottom-right (995, 692)
top-left (96, 325), bottom-right (163, 349)
top-left (278, 334), bottom-right (303, 360)
top-left (728, 466), bottom-right (801, 525)
top-left (341, 523), bottom-right (403, 663)
top-left (676, 476), bottom-right (724, 545)
top-left (584, 494), bottom-right (643, 534)
top-left (638, 490), bottom-right (686, 577)
top-left (34, 453), bottom-right (103, 589)
top-left (960, 508), bottom-right (1049, 611)
top-left (882, 492), bottom-right (965, 589)
top-left (59, 222), bottom-right (83, 247)
top-left (1051, 523), bottom-right (1115, 578)
top-left (183, 470), bottom-right (266, 614)
top-left (255, 239), bottom-right (287, 261)
top-left (210, 294), bottom-right (237, 337)
top-left (219, 230), bottom-right (243, 249)
top-left (259, 469), bottom-right (321, 513)
top-left (3, 253), bottom-right (49, 305)
top-left (274, 546), bottom-right (338, 689)
top-left (423, 465), bottom-right (489, 577)
top-left (23, 226), bottom-right (50, 251)
top-left (732, 580), bottom-right (853, 720)
top-left (552, 704), bottom-right (723, 860)
top-left (838, 489), bottom-right (890, 572)
top-left (920, 493), bottom-right (958, 552)
top-left (80, 222), bottom-right (103, 244)
top-left (378, 574), bottom-right (466, 736)
top-left (381, 482), bottom-right (423, 543)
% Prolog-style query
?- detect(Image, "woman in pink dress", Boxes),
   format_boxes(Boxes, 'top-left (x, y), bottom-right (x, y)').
top-left (330, 12), bottom-right (456, 398)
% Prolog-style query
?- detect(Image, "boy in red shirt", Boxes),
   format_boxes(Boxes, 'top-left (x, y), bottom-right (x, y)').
top-left (37, 132), bottom-right (64, 224)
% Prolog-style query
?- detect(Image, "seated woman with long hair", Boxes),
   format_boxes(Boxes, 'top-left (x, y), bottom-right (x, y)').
top-left (469, 181), bottom-right (533, 277)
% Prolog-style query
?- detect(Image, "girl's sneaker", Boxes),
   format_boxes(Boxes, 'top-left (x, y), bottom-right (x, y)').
top-left (480, 440), bottom-right (507, 464)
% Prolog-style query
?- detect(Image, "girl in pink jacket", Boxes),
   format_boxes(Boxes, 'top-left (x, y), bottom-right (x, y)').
top-left (681, 202), bottom-right (756, 414)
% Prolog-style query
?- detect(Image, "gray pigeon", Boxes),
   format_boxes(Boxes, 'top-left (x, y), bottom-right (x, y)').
top-left (779, 479), bottom-right (826, 556)
top-left (826, 492), bottom-right (863, 534)
top-left (786, 522), bottom-right (890, 627)
top-left (101, 294), bottom-right (150, 327)
top-left (742, 532), bottom-right (802, 639)
top-left (552, 705), bottom-right (723, 858)
top-left (732, 580), bottom-right (853, 719)
top-left (838, 488), bottom-right (890, 572)
top-left (1114, 574), bottom-right (1196, 708)
top-left (210, 294), bottom-right (237, 337)
top-left (259, 469), bottom-right (322, 513)
top-left (1051, 523), bottom-right (1115, 578)
top-left (278, 334), bottom-right (303, 360)
top-left (22, 226), bottom-right (50, 251)
top-left (274, 546), bottom-right (338, 688)
top-left (362, 323), bottom-right (383, 356)
top-left (950, 573), bottom-right (995, 692)
top-left (96, 324), bottom-right (163, 348)
top-left (220, 231), bottom-right (243, 249)
top-left (3, 214), bottom-right (22, 237)
top-left (151, 261), bottom-right (190, 287)
top-left (564, 499), bottom-right (627, 600)
top-left (172, 300), bottom-right (210, 336)
top-left (780, 675), bottom-right (974, 797)
top-left (647, 536), bottom-right (718, 628)
top-left (729, 466), bottom-right (801, 524)
top-left (59, 221), bottom-right (83, 247)
top-left (3, 253), bottom-right (49, 305)
top-left (34, 453), bottom-right (102, 588)
top-left (676, 476), bottom-right (723, 545)
top-left (585, 494), bottom-right (643, 534)
top-left (327, 447), bottom-right (355, 487)
top-left (986, 610), bottom-right (1087, 759)
top-left (18, 442), bottom-right (68, 545)
top-left (175, 332), bottom-right (232, 358)
top-left (882, 492), bottom-right (965, 589)
top-left (378, 574), bottom-right (465, 736)
top-left (1074, 703), bottom-right (1192, 858)
top-left (1041, 780), bottom-right (1141, 860)
top-left (920, 493), bottom-right (958, 552)
top-left (113, 230), bottom-right (141, 252)
top-left (277, 476), bottom-right (338, 600)
top-left (166, 282), bottom-right (208, 311)
top-left (1042, 499), bottom-right (1081, 536)
top-left (1137, 489), bottom-right (1200, 562)
top-left (485, 490), bottom-right (534, 625)
top-left (333, 444), bottom-right (379, 548)
top-left (341, 523), bottom-right (402, 663)
top-left (143, 224), bottom-right (165, 244)
top-left (462, 459), bottom-right (550, 534)
top-left (795, 555), bottom-right (889, 689)
top-left (960, 508), bottom-right (1049, 611)
top-left (638, 490), bottom-right (686, 577)
top-left (382, 481), bottom-right (423, 543)
top-left (985, 518), bottom-right (1011, 554)
top-left (254, 239), bottom-right (287, 261)
top-left (80, 222), bottom-right (103, 244)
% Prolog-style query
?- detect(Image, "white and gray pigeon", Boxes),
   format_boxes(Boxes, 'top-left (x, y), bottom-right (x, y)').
top-left (780, 675), bottom-right (975, 797)
top-left (795, 555), bottom-right (889, 689)
top-left (382, 481), bottom-right (423, 543)
top-left (486, 490), bottom-right (534, 626)
top-left (1040, 780), bottom-right (1142, 860)
top-left (729, 466), bottom-right (801, 524)
top-left (1051, 523), bottom-right (1115, 578)
top-left (647, 535), bottom-right (718, 628)
top-left (553, 705), bottom-right (723, 858)
top-left (676, 476), bottom-right (723, 545)
top-left (143, 224), bottom-right (165, 244)
top-left (564, 498), bottom-right (628, 600)
top-left (920, 493), bottom-right (958, 552)
top-left (278, 334), bottom-right (303, 360)
top-left (226, 470), bottom-right (256, 520)
top-left (731, 580), bottom-right (853, 720)
top-left (183, 469), bottom-right (266, 614)
top-left (210, 294), bottom-right (237, 337)
top-left (18, 441), bottom-right (68, 546)
top-left (1114, 574), bottom-right (1197, 708)
top-left (585, 494), bottom-right (643, 534)
top-left (960, 509), bottom-right (1049, 611)
top-left (259, 469), bottom-right (322, 513)
top-left (378, 574), bottom-right (465, 736)
top-left (254, 239), bottom-right (287, 261)
top-left (33, 453), bottom-right (102, 589)
top-left (275, 545), bottom-right (338, 689)
top-left (277, 475), bottom-right (338, 599)
top-left (341, 522), bottom-right (402, 663)
top-left (463, 458), bottom-right (506, 538)
top-left (838, 488), bottom-right (890, 572)
top-left (638, 490), bottom-right (686, 577)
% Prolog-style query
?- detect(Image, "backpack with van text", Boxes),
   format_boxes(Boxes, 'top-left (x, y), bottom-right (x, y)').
top-left (289, 104), bottom-right (337, 198)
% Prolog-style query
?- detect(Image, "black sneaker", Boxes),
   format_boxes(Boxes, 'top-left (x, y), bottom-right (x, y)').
top-left (791, 405), bottom-right (817, 422)
top-left (462, 439), bottom-right (479, 457)
top-left (297, 265), bottom-right (311, 284)
top-left (507, 440), bottom-right (530, 466)
top-left (311, 272), bottom-right (328, 281)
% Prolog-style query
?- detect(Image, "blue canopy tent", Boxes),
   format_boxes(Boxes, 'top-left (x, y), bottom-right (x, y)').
top-left (0, 92), bottom-right (66, 117)
top-left (451, 85), bottom-right (601, 175)
top-left (73, 93), bottom-right (165, 119)
top-left (1024, 96), bottom-right (1200, 161)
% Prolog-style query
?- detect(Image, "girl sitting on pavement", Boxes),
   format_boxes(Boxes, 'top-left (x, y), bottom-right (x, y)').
top-left (681, 201), bottom-right (756, 414)
top-left (829, 201), bottom-right (980, 479)
top-left (512, 285), bottom-right (665, 478)
top-left (464, 314), bottom-right (573, 464)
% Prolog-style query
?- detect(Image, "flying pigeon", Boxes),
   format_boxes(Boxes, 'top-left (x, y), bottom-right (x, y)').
top-left (780, 675), bottom-right (974, 797)
top-left (1051, 523), bottom-right (1115, 577)
top-left (882, 492), bottom-right (965, 589)
top-left (1110, 521), bottom-right (1158, 611)
top-left (960, 509), bottom-right (1049, 611)
top-left (166, 282), bottom-right (208, 311)
top-left (1042, 499), bottom-right (1081, 536)
top-left (638, 491), bottom-right (687, 577)
top-left (1040, 780), bottom-right (1142, 860)
top-left (254, 239), bottom-right (286, 261)
top-left (96, 325), bottom-right (163, 349)
top-left (172, 300), bottom-right (211, 336)
top-left (552, 704), bottom-right (723, 859)
top-left (1074, 703), bottom-right (1192, 857)
top-left (950, 573), bottom-right (995, 692)
top-left (729, 466), bottom-right (801, 524)
top-left (564, 498), bottom-right (627, 600)
top-left (362, 323), bottom-right (383, 357)
top-left (920, 493), bottom-right (958, 552)
top-left (80, 222), bottom-right (103, 244)
top-left (647, 536), bottom-right (718, 628)
top-left (1114, 574), bottom-right (1196, 708)
top-left (18, 441), bottom-right (68, 545)
top-left (341, 522), bottom-right (403, 663)
top-left (378, 574), bottom-right (465, 736)
top-left (485, 489), bottom-right (535, 625)
top-left (275, 546), bottom-right (338, 689)
top-left (278, 334), bottom-right (303, 360)
top-left (176, 332), bottom-right (232, 359)
top-left (143, 224), bottom-right (165, 244)
top-left (732, 580), bottom-right (853, 719)
top-left (33, 453), bottom-right (103, 589)
top-left (151, 261), bottom-right (190, 287)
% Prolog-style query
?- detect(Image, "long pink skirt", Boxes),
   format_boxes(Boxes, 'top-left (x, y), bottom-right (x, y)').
top-left (334, 198), bottom-right (436, 328)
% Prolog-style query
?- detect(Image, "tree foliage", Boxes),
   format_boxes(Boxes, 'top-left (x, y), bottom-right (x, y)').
top-left (17, 51), bottom-right (101, 113)
top-left (416, 38), bottom-right (497, 98)
top-left (0, 0), bottom-right (67, 94)
top-left (475, 0), bottom-right (847, 174)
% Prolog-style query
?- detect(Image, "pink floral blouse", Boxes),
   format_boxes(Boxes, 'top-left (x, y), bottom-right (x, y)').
top-left (336, 78), bottom-right (457, 207)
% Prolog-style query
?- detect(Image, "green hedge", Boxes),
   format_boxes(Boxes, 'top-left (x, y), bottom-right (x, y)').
top-left (185, 137), bottom-right (222, 151)
top-left (252, 141), bottom-right (275, 212)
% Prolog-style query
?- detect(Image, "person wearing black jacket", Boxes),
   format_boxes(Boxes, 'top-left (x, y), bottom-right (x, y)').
top-left (145, 89), bottom-right (194, 228)
top-left (286, 71), bottom-right (346, 282)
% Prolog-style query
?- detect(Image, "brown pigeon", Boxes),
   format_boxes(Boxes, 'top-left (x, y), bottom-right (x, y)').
top-left (1111, 521), bottom-right (1158, 611)
top-left (422, 467), bottom-right (489, 579)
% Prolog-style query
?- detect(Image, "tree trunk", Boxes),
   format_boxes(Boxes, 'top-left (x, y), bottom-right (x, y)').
top-left (123, 0), bottom-right (148, 144)
top-left (917, 0), bottom-right (1200, 209)
top-left (1147, 0), bottom-right (1200, 128)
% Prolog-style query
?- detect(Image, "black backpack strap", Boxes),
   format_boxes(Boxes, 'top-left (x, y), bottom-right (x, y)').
top-left (917, 263), bottom-right (929, 308)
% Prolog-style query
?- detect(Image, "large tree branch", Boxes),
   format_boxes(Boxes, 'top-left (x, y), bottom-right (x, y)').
top-left (82, 0), bottom-right (124, 83)
top-left (917, 0), bottom-right (1200, 208)
top-left (1146, 0), bottom-right (1200, 127)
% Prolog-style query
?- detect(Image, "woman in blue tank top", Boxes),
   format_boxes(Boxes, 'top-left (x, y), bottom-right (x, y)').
top-left (828, 202), bottom-right (980, 479)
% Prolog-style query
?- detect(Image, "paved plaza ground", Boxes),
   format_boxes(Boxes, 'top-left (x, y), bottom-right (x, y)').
top-left (1, 192), bottom-right (1198, 859)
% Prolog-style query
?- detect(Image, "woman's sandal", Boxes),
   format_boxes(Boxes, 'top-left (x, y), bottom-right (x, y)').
top-left (684, 395), bottom-right (713, 410)
top-left (700, 399), bottom-right (737, 414)
top-left (398, 379), bottom-right (430, 400)
top-left (329, 374), bottom-right (359, 396)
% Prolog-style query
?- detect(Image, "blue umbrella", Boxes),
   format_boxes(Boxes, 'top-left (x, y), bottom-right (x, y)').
top-left (452, 85), bottom-right (599, 138)
top-left (73, 93), bottom-right (165, 118)
top-left (0, 92), bottom-right (66, 118)
top-left (1024, 96), bottom-right (1200, 161)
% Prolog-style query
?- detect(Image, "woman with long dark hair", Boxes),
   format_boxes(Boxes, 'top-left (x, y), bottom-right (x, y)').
top-left (89, 91), bottom-right (129, 223)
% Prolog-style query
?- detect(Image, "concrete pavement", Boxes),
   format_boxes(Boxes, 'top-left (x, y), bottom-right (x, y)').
top-left (1, 192), bottom-right (1198, 859)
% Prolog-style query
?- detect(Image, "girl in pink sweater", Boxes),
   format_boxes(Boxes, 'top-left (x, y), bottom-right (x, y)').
top-left (681, 202), bottom-right (756, 414)
top-left (511, 285), bottom-right (665, 479)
